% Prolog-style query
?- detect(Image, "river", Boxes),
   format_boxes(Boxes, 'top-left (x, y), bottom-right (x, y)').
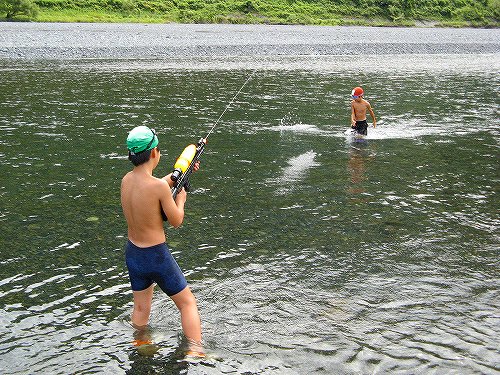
top-left (0, 23), bottom-right (499, 374)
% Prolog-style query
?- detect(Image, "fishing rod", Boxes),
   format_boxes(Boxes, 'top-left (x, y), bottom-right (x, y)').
top-left (170, 72), bottom-right (254, 200)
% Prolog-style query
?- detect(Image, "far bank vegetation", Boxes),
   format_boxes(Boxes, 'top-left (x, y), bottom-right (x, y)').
top-left (0, 0), bottom-right (499, 27)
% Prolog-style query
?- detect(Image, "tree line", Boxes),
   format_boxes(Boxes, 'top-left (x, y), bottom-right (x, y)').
top-left (1, 0), bottom-right (499, 26)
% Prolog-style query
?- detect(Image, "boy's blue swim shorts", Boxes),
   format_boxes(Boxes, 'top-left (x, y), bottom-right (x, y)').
top-left (125, 240), bottom-right (188, 296)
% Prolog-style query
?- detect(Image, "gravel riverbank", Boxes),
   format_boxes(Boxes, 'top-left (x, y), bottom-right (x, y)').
top-left (1, 23), bottom-right (499, 59)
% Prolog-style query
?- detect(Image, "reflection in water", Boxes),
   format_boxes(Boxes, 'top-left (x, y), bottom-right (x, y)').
top-left (346, 141), bottom-right (375, 200)
top-left (347, 144), bottom-right (367, 196)
top-left (127, 342), bottom-right (184, 375)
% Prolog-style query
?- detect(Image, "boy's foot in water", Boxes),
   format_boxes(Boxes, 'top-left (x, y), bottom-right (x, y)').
top-left (132, 324), bottom-right (160, 356)
top-left (180, 339), bottom-right (206, 362)
top-left (183, 350), bottom-right (206, 363)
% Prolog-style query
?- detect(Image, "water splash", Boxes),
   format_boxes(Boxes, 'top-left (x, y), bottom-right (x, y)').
top-left (270, 150), bottom-right (319, 195)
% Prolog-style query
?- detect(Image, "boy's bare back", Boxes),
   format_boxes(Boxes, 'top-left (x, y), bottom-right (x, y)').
top-left (121, 171), bottom-right (170, 247)
top-left (121, 147), bottom-right (186, 248)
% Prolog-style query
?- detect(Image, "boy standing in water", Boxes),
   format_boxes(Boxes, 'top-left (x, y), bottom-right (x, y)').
top-left (351, 86), bottom-right (376, 135)
top-left (121, 125), bottom-right (203, 357)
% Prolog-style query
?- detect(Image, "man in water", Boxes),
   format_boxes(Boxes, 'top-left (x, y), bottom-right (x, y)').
top-left (121, 125), bottom-right (203, 357)
top-left (351, 86), bottom-right (376, 135)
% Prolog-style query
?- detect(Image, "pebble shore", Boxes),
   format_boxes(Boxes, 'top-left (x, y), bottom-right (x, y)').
top-left (1, 23), bottom-right (499, 59)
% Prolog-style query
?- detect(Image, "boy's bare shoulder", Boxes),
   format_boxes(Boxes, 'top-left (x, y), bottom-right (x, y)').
top-left (121, 171), bottom-right (133, 184)
top-left (122, 172), bottom-right (168, 191)
top-left (151, 175), bottom-right (170, 192)
top-left (152, 175), bottom-right (168, 184)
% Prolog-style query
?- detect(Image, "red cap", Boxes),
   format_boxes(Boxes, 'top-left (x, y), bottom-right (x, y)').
top-left (351, 87), bottom-right (364, 98)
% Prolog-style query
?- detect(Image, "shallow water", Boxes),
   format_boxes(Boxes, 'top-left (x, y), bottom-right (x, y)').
top-left (0, 24), bottom-right (499, 374)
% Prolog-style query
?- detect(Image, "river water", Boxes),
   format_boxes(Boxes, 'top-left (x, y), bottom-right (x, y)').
top-left (0, 24), bottom-right (499, 374)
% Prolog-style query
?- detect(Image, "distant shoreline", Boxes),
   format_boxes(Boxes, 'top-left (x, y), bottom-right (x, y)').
top-left (1, 18), bottom-right (498, 29)
top-left (1, 23), bottom-right (499, 61)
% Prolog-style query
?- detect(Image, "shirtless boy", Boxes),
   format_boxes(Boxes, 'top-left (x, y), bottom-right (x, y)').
top-left (121, 125), bottom-right (203, 355)
top-left (351, 86), bottom-right (376, 135)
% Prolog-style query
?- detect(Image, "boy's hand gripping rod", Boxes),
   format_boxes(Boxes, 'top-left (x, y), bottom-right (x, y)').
top-left (170, 72), bottom-right (254, 200)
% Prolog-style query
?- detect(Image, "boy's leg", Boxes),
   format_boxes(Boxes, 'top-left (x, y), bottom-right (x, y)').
top-left (132, 284), bottom-right (154, 327)
top-left (170, 286), bottom-right (202, 345)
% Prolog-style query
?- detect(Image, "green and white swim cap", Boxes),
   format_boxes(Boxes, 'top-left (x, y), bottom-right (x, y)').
top-left (126, 126), bottom-right (158, 154)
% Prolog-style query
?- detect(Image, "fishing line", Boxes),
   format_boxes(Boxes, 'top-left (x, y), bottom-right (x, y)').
top-left (205, 71), bottom-right (255, 140)
top-left (169, 71), bottom-right (255, 202)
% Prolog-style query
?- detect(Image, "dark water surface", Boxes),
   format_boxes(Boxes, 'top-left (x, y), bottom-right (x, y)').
top-left (0, 24), bottom-right (499, 374)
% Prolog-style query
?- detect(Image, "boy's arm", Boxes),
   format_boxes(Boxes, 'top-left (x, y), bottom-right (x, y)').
top-left (162, 173), bottom-right (175, 188)
top-left (158, 180), bottom-right (186, 228)
top-left (161, 161), bottom-right (200, 187)
top-left (367, 102), bottom-right (376, 128)
top-left (351, 102), bottom-right (356, 127)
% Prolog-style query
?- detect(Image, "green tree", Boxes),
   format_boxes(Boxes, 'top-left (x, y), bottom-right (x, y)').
top-left (0, 0), bottom-right (39, 19)
top-left (489, 0), bottom-right (500, 18)
top-left (120, 0), bottom-right (136, 13)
